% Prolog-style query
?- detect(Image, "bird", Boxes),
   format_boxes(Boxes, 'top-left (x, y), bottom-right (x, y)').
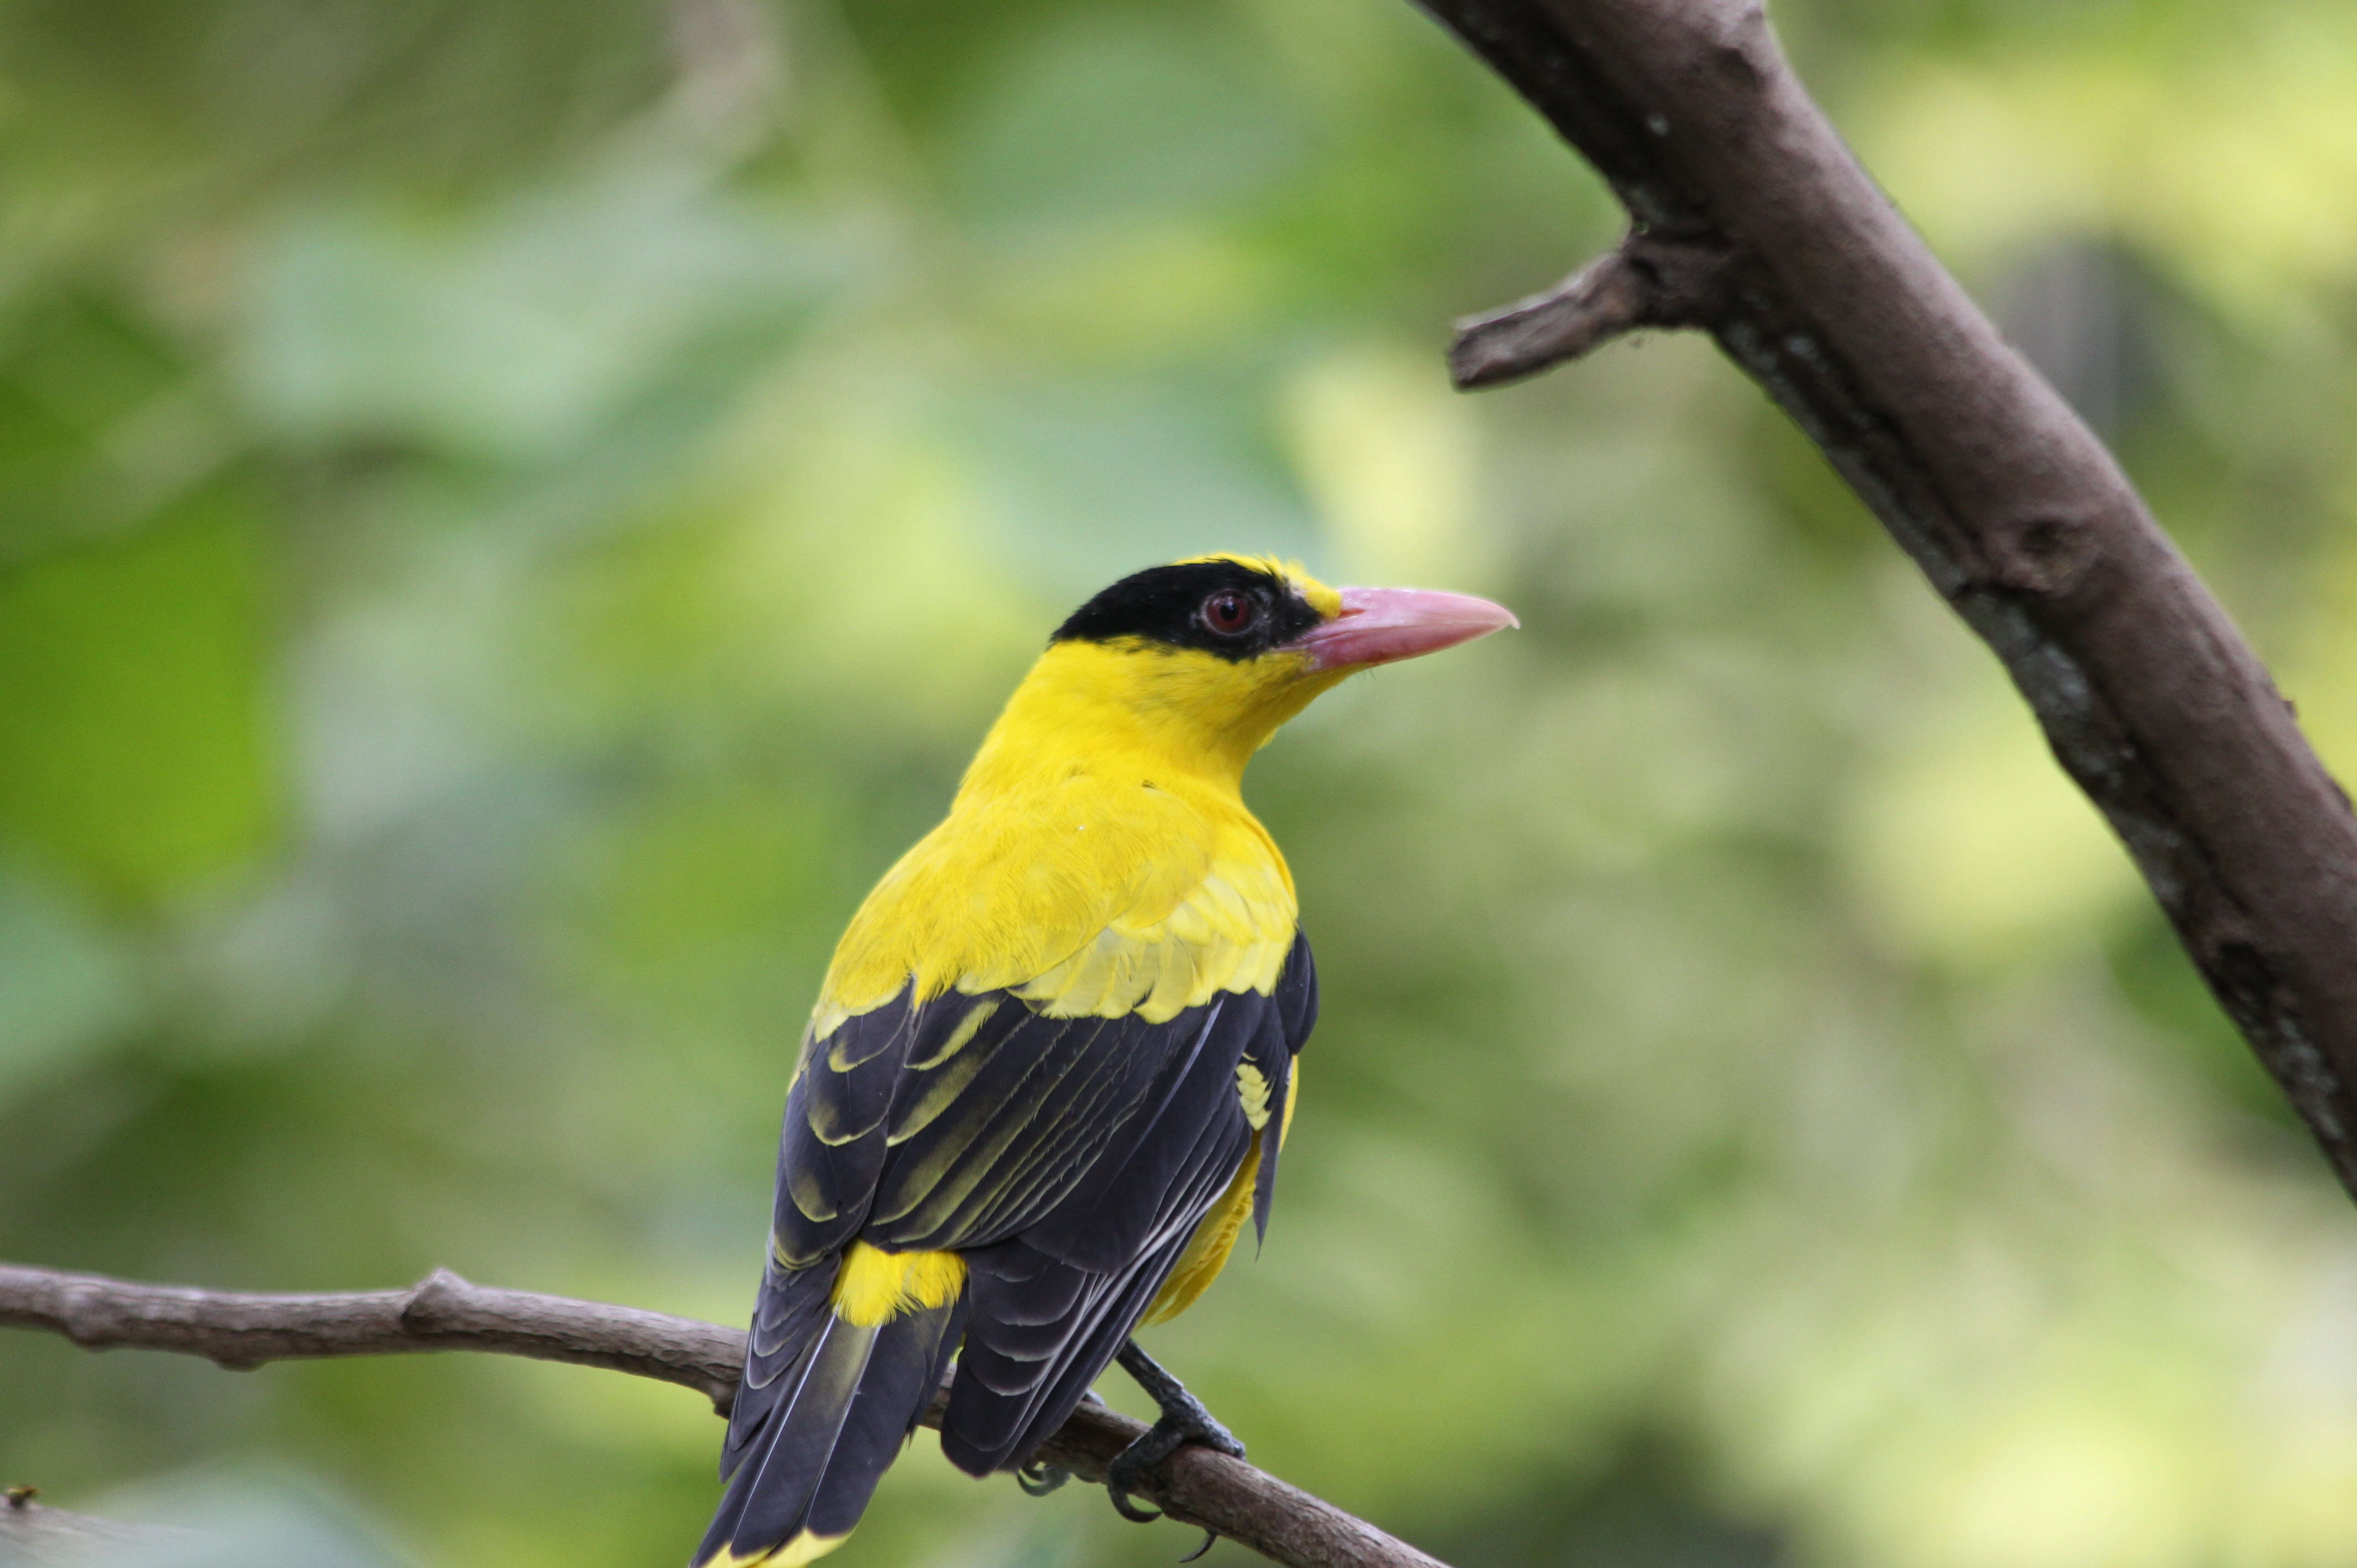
top-left (695, 554), bottom-right (1515, 1568)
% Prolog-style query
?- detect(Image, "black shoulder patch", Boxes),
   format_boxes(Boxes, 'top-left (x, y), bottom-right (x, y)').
top-left (1052, 559), bottom-right (1324, 662)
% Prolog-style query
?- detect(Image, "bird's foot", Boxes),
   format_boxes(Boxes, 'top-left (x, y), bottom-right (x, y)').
top-left (1104, 1341), bottom-right (1246, 1530)
top-left (1016, 1460), bottom-right (1070, 1496)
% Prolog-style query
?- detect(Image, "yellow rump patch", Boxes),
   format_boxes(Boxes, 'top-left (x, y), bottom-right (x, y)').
top-left (831, 1242), bottom-right (967, 1327)
top-left (698, 1528), bottom-right (848, 1568)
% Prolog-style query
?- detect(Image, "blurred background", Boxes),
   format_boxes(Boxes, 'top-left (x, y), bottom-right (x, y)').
top-left (6, 0), bottom-right (2357, 1564)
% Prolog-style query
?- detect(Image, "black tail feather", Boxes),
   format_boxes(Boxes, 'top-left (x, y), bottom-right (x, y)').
top-left (938, 1225), bottom-right (1192, 1475)
top-left (695, 1295), bottom-right (966, 1567)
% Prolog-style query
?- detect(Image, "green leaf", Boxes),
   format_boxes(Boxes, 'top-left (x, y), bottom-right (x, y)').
top-left (0, 490), bottom-right (278, 901)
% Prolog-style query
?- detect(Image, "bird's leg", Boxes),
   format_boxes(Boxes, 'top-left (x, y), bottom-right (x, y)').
top-left (1103, 1340), bottom-right (1246, 1531)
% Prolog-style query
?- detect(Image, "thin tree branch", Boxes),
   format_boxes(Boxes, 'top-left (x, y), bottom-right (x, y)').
top-left (0, 1260), bottom-right (1448, 1568)
top-left (1, 1489), bottom-right (198, 1564)
top-left (1422, 0), bottom-right (2357, 1197)
top-left (1450, 230), bottom-right (1731, 388)
top-left (0, 1261), bottom-right (746, 1409)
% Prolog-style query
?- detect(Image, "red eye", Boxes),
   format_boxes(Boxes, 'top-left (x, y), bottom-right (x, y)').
top-left (1202, 592), bottom-right (1257, 635)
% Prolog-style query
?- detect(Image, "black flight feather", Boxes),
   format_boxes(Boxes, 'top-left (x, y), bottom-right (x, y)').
top-left (711, 932), bottom-right (1318, 1560)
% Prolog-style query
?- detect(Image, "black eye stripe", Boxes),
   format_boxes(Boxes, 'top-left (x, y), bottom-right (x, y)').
top-left (1052, 562), bottom-right (1322, 662)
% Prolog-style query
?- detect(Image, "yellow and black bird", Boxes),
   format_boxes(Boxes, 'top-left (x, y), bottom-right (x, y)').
top-left (696, 555), bottom-right (1514, 1568)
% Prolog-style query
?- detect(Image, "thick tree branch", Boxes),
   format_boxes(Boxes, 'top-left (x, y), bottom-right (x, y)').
top-left (0, 1261), bottom-right (1447, 1568)
top-left (1425, 0), bottom-right (2357, 1195)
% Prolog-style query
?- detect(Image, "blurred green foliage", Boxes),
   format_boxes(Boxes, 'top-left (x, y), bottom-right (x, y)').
top-left (7, 2), bottom-right (2357, 1566)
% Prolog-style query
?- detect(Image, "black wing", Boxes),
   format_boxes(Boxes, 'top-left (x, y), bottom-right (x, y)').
top-left (759, 929), bottom-right (1317, 1473)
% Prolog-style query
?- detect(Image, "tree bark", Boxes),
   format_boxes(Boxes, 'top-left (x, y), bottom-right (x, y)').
top-left (1426, 0), bottom-right (2357, 1194)
top-left (0, 1260), bottom-right (1447, 1568)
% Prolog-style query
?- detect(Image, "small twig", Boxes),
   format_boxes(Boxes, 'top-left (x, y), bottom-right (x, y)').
top-left (0, 1260), bottom-right (1447, 1568)
top-left (1450, 230), bottom-right (1731, 389)
top-left (0, 1496), bottom-right (198, 1563)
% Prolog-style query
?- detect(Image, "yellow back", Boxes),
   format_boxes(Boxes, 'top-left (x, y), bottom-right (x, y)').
top-left (810, 604), bottom-right (1345, 1040)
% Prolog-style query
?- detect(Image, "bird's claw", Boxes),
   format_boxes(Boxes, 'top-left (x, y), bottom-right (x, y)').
top-left (1102, 1340), bottom-right (1245, 1533)
top-left (1104, 1408), bottom-right (1246, 1525)
top-left (1107, 1472), bottom-right (1164, 1524)
top-left (1016, 1460), bottom-right (1070, 1497)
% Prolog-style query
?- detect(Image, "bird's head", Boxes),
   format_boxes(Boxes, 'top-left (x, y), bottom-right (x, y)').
top-left (979, 555), bottom-right (1516, 787)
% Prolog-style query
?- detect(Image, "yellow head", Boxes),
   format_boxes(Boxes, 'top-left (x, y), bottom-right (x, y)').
top-left (965, 555), bottom-right (1516, 791)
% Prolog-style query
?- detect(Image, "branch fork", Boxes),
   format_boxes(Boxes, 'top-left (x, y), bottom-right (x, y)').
top-left (1450, 230), bottom-right (1733, 389)
top-left (1420, 0), bottom-right (2357, 1197)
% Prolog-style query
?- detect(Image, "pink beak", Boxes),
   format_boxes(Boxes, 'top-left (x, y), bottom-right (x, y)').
top-left (1286, 585), bottom-right (1519, 671)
